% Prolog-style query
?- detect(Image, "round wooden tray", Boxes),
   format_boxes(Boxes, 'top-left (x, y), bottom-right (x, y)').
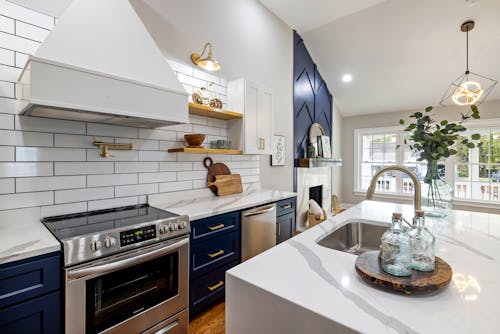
top-left (355, 251), bottom-right (452, 295)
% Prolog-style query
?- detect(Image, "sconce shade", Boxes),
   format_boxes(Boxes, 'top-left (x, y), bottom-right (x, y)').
top-left (191, 43), bottom-right (221, 71)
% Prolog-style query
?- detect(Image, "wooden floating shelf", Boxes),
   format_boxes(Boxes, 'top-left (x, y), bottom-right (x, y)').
top-left (168, 147), bottom-right (243, 155)
top-left (188, 102), bottom-right (243, 120)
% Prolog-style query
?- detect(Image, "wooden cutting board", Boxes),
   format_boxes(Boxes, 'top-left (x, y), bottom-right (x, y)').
top-left (206, 174), bottom-right (243, 196)
top-left (204, 157), bottom-right (231, 194)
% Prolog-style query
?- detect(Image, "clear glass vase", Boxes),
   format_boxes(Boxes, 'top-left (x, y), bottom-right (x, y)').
top-left (422, 160), bottom-right (453, 217)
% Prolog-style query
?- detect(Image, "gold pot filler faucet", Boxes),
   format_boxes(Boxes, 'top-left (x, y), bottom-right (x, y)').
top-left (92, 138), bottom-right (133, 158)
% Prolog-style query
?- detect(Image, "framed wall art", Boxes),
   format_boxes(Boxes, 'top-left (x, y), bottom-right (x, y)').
top-left (271, 135), bottom-right (286, 166)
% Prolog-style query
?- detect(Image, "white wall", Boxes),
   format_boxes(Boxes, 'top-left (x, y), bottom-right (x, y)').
top-left (0, 0), bottom-right (261, 217)
top-left (341, 99), bottom-right (500, 213)
top-left (131, 0), bottom-right (295, 192)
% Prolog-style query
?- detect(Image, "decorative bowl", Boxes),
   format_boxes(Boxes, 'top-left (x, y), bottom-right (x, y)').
top-left (184, 134), bottom-right (206, 148)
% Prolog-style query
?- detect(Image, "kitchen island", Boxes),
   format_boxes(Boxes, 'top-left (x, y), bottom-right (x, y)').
top-left (226, 200), bottom-right (500, 334)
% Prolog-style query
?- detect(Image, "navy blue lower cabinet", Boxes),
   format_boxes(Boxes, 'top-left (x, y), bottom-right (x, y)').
top-left (0, 252), bottom-right (62, 334)
top-left (190, 260), bottom-right (239, 316)
top-left (0, 291), bottom-right (61, 334)
top-left (277, 212), bottom-right (295, 244)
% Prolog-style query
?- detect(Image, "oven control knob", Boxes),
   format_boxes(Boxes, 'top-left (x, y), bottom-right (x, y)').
top-left (90, 240), bottom-right (102, 252)
top-left (159, 224), bottom-right (168, 234)
top-left (169, 223), bottom-right (178, 231)
top-left (104, 236), bottom-right (116, 248)
top-left (178, 221), bottom-right (188, 229)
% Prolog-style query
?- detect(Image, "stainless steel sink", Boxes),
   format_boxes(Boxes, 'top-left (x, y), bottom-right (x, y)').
top-left (317, 222), bottom-right (388, 255)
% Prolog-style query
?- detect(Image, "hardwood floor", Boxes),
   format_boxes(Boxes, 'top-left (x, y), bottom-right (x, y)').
top-left (189, 301), bottom-right (225, 334)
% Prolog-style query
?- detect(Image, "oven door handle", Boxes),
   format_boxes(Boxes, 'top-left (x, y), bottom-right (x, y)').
top-left (67, 237), bottom-right (189, 280)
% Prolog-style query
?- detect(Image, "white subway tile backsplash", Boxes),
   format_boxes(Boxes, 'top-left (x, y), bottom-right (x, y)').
top-left (115, 162), bottom-right (158, 173)
top-left (15, 21), bottom-right (50, 42)
top-left (54, 134), bottom-right (112, 148)
top-left (0, 177), bottom-right (14, 194)
top-left (0, 32), bottom-right (40, 54)
top-left (138, 128), bottom-right (176, 141)
top-left (0, 130), bottom-right (53, 147)
top-left (242, 175), bottom-right (259, 183)
top-left (0, 15), bottom-right (14, 34)
top-left (116, 138), bottom-right (158, 151)
top-left (0, 191), bottom-right (53, 210)
top-left (0, 3), bottom-right (260, 215)
top-left (55, 187), bottom-right (114, 204)
top-left (138, 151), bottom-right (176, 162)
top-left (88, 196), bottom-right (139, 211)
top-left (0, 113), bottom-right (13, 129)
top-left (16, 175), bottom-right (86, 192)
top-left (177, 170), bottom-right (206, 181)
top-left (0, 63), bottom-right (22, 81)
top-left (0, 146), bottom-right (13, 161)
top-left (14, 52), bottom-right (28, 68)
top-left (87, 123), bottom-right (138, 138)
top-left (115, 183), bottom-right (158, 197)
top-left (16, 147), bottom-right (86, 161)
top-left (15, 116), bottom-right (86, 134)
top-left (0, 80), bottom-right (14, 98)
top-left (0, 48), bottom-right (14, 66)
top-left (159, 180), bottom-right (192, 193)
top-left (0, 162), bottom-right (52, 177)
top-left (159, 162), bottom-right (192, 172)
top-left (139, 172), bottom-right (176, 184)
top-left (55, 162), bottom-right (114, 175)
top-left (41, 202), bottom-right (88, 217)
top-left (87, 148), bottom-right (138, 161)
top-left (87, 173), bottom-right (138, 187)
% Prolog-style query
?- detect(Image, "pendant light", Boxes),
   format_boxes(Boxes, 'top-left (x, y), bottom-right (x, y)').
top-left (191, 42), bottom-right (221, 72)
top-left (440, 21), bottom-right (497, 106)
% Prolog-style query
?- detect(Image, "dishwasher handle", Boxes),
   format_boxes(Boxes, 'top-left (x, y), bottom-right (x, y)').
top-left (242, 205), bottom-right (275, 217)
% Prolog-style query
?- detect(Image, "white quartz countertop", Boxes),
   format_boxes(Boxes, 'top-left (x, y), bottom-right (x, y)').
top-left (226, 200), bottom-right (500, 334)
top-left (0, 207), bottom-right (60, 265)
top-left (151, 188), bottom-right (296, 221)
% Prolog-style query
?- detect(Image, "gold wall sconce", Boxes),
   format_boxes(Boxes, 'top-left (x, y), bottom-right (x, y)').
top-left (93, 138), bottom-right (133, 158)
top-left (191, 42), bottom-right (221, 72)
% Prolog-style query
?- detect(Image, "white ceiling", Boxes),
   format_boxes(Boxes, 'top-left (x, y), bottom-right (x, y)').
top-left (262, 0), bottom-right (500, 116)
top-left (258, 0), bottom-right (387, 33)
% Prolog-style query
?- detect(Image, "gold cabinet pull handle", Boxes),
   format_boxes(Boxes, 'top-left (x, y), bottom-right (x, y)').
top-left (208, 249), bottom-right (225, 259)
top-left (281, 204), bottom-right (292, 209)
top-left (277, 223), bottom-right (281, 236)
top-left (208, 223), bottom-right (225, 231)
top-left (208, 280), bottom-right (224, 292)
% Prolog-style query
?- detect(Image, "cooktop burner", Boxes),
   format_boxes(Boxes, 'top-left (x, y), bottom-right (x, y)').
top-left (42, 204), bottom-right (177, 240)
top-left (42, 204), bottom-right (190, 267)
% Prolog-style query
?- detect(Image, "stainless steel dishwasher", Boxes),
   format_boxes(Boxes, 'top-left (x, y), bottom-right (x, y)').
top-left (241, 203), bottom-right (277, 261)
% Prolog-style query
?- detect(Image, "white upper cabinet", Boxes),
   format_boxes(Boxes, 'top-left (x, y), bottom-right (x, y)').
top-left (227, 78), bottom-right (273, 155)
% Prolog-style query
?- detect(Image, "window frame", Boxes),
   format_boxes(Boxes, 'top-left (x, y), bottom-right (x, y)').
top-left (353, 118), bottom-right (500, 206)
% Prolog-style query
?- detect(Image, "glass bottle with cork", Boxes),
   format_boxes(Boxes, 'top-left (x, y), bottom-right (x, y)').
top-left (381, 212), bottom-right (412, 276)
top-left (407, 210), bottom-right (435, 271)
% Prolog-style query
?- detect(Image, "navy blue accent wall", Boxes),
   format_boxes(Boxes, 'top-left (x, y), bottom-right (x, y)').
top-left (293, 31), bottom-right (333, 177)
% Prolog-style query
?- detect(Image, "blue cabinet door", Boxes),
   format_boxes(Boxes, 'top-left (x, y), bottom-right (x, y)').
top-left (0, 291), bottom-right (61, 334)
top-left (277, 212), bottom-right (295, 244)
top-left (190, 211), bottom-right (240, 244)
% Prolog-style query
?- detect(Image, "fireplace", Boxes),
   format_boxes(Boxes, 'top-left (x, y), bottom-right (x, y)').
top-left (309, 185), bottom-right (323, 206)
top-left (296, 167), bottom-right (332, 230)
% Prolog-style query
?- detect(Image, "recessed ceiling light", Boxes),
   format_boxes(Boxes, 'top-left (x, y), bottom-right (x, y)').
top-left (342, 74), bottom-right (353, 83)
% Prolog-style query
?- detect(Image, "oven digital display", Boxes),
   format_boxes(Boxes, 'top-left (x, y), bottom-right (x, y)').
top-left (120, 225), bottom-right (156, 246)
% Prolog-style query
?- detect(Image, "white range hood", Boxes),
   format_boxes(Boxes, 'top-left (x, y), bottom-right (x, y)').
top-left (18, 0), bottom-right (189, 128)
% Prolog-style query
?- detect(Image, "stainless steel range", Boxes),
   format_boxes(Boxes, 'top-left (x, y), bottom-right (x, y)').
top-left (42, 204), bottom-right (190, 334)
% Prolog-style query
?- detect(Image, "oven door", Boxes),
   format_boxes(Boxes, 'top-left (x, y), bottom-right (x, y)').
top-left (65, 236), bottom-right (189, 334)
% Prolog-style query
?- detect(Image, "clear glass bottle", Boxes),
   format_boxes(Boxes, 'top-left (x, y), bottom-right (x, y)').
top-left (381, 212), bottom-right (412, 276)
top-left (407, 210), bottom-right (435, 271)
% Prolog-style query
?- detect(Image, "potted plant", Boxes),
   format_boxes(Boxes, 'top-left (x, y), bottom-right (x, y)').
top-left (399, 105), bottom-right (481, 217)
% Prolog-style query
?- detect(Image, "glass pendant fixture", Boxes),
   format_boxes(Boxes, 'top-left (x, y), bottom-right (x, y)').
top-left (440, 21), bottom-right (497, 106)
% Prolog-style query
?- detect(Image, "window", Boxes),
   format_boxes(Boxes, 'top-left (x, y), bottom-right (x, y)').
top-left (354, 121), bottom-right (500, 204)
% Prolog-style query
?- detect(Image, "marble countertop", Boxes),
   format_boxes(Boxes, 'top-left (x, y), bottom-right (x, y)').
top-left (150, 188), bottom-right (296, 221)
top-left (0, 207), bottom-right (60, 265)
top-left (226, 200), bottom-right (500, 334)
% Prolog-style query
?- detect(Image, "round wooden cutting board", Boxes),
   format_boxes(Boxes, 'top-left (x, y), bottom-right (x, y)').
top-left (355, 251), bottom-right (452, 295)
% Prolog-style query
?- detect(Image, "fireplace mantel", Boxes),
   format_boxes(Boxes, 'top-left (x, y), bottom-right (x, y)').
top-left (297, 158), bottom-right (342, 168)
